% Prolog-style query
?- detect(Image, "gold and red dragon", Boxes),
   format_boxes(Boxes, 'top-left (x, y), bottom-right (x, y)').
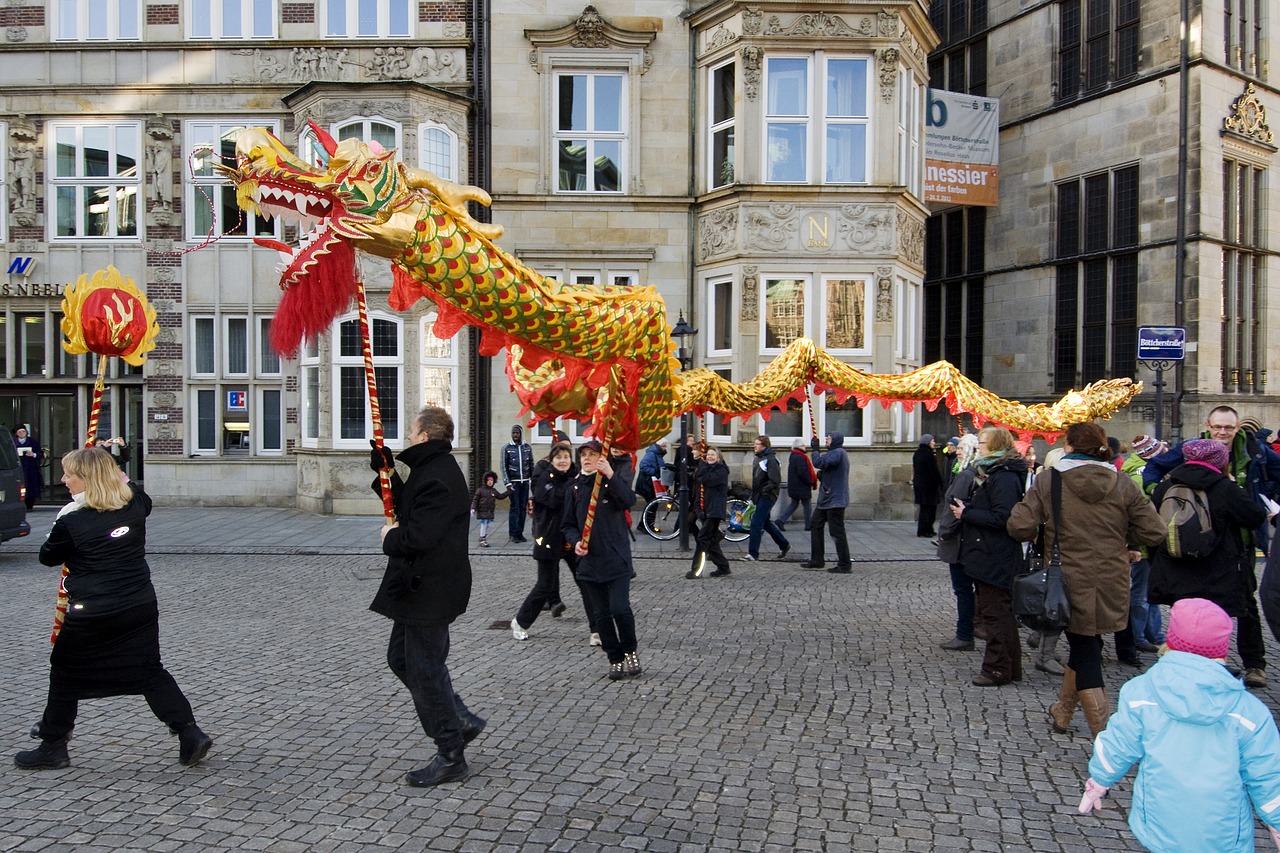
top-left (223, 126), bottom-right (1139, 447)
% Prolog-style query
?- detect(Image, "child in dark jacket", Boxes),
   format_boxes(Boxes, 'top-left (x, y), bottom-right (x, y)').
top-left (470, 471), bottom-right (508, 547)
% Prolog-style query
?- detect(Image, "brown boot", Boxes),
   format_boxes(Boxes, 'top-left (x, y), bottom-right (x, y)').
top-left (1049, 667), bottom-right (1078, 734)
top-left (1078, 687), bottom-right (1110, 738)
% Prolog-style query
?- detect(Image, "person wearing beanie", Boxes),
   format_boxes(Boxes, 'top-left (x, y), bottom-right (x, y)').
top-left (1077, 598), bottom-right (1280, 853)
top-left (912, 434), bottom-right (944, 538)
top-left (1142, 405), bottom-right (1280, 687)
top-left (1120, 435), bottom-right (1171, 655)
top-left (1149, 438), bottom-right (1275, 691)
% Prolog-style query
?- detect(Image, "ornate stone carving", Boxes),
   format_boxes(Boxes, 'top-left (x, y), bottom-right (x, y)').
top-left (150, 299), bottom-right (177, 314)
top-left (154, 424), bottom-right (176, 441)
top-left (897, 211), bottom-right (925, 267)
top-left (410, 47), bottom-right (465, 82)
top-left (877, 49), bottom-right (899, 103)
top-left (876, 267), bottom-right (893, 322)
top-left (697, 209), bottom-right (739, 261)
top-left (742, 46), bottom-right (762, 100)
top-left (154, 328), bottom-right (177, 345)
top-left (152, 391), bottom-right (177, 408)
top-left (1223, 83), bottom-right (1276, 146)
top-left (525, 5), bottom-right (657, 53)
top-left (899, 28), bottom-right (925, 63)
top-left (705, 25), bottom-right (737, 53)
top-left (839, 204), bottom-right (894, 253)
top-left (741, 265), bottom-right (759, 321)
top-left (369, 46), bottom-right (411, 79)
top-left (152, 359), bottom-right (176, 376)
top-left (744, 204), bottom-right (799, 251)
top-left (145, 114), bottom-right (177, 227)
top-left (765, 12), bottom-right (870, 37)
top-left (5, 25), bottom-right (26, 41)
top-left (229, 45), bottom-right (465, 85)
top-left (297, 456), bottom-right (320, 493)
top-left (150, 267), bottom-right (177, 283)
top-left (443, 22), bottom-right (466, 38)
top-left (878, 10), bottom-right (900, 36)
top-left (7, 115), bottom-right (37, 226)
top-left (741, 8), bottom-right (763, 36)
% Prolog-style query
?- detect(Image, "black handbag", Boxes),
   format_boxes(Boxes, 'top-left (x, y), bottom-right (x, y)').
top-left (1012, 470), bottom-right (1072, 632)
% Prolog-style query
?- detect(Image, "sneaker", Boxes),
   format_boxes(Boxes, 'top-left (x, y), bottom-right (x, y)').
top-left (624, 652), bottom-right (642, 677)
top-left (741, 554), bottom-right (757, 562)
top-left (589, 633), bottom-right (602, 646)
top-left (511, 619), bottom-right (529, 641)
top-left (607, 661), bottom-right (627, 681)
top-left (778, 547), bottom-right (790, 560)
top-left (478, 537), bottom-right (488, 548)
top-left (1245, 668), bottom-right (1268, 688)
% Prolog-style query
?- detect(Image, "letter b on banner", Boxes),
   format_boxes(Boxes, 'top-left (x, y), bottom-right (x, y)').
top-left (927, 90), bottom-right (948, 127)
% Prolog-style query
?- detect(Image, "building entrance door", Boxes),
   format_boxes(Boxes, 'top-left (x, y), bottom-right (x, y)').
top-left (0, 391), bottom-right (77, 505)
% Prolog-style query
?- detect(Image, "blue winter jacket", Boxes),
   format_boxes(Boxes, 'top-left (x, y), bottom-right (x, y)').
top-left (1088, 651), bottom-right (1280, 852)
top-left (811, 433), bottom-right (849, 509)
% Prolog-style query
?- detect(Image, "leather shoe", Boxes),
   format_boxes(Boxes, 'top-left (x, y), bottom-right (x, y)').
top-left (1135, 641), bottom-right (1160, 653)
top-left (939, 637), bottom-right (974, 651)
top-left (971, 673), bottom-right (1011, 687)
top-left (827, 565), bottom-right (851, 574)
top-left (460, 711), bottom-right (486, 744)
top-left (177, 725), bottom-right (213, 767)
top-left (406, 751), bottom-right (467, 787)
top-left (1117, 654), bottom-right (1143, 667)
top-left (799, 562), bottom-right (824, 569)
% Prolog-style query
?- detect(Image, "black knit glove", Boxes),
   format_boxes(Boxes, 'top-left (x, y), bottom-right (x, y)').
top-left (810, 436), bottom-right (820, 450)
top-left (370, 440), bottom-right (394, 472)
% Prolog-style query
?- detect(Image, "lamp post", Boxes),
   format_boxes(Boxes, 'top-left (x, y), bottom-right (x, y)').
top-left (671, 312), bottom-right (698, 552)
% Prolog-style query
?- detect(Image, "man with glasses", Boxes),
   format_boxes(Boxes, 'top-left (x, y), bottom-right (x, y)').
top-left (1143, 405), bottom-right (1280, 688)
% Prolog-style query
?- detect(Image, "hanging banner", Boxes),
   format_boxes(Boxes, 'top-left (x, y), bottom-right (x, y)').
top-left (925, 89), bottom-right (1000, 207)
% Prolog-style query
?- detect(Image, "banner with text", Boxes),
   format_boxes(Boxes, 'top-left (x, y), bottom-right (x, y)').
top-left (925, 89), bottom-right (1000, 207)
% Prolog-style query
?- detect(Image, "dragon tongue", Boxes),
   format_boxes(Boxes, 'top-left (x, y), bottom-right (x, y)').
top-left (254, 237), bottom-right (294, 256)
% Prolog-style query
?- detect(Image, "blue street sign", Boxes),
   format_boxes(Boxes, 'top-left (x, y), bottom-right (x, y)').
top-left (1137, 326), bottom-right (1185, 361)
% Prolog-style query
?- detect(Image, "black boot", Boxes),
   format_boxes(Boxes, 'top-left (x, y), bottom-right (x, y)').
top-left (406, 749), bottom-right (467, 787)
top-left (177, 724), bottom-right (214, 767)
top-left (460, 710), bottom-right (487, 744)
top-left (15, 738), bottom-right (70, 770)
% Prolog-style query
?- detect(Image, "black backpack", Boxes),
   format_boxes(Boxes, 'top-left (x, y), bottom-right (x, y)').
top-left (1157, 482), bottom-right (1219, 559)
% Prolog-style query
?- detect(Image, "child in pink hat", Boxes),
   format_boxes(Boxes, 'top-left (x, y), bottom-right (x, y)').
top-left (1077, 598), bottom-right (1280, 851)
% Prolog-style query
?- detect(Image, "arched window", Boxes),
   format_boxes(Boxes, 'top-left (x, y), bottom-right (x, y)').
top-left (418, 122), bottom-right (458, 181)
top-left (335, 118), bottom-right (401, 155)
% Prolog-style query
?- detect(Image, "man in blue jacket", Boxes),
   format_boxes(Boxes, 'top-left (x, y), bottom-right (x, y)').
top-left (801, 432), bottom-right (851, 573)
top-left (1142, 405), bottom-right (1280, 688)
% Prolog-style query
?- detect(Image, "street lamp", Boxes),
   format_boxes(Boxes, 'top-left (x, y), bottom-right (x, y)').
top-left (671, 311), bottom-right (698, 552)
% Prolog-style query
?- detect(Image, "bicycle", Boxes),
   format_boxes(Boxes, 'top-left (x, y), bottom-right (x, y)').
top-left (641, 494), bottom-right (750, 543)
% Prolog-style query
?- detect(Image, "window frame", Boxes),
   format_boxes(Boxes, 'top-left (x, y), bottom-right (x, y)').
top-left (704, 368), bottom-right (734, 442)
top-left (335, 117), bottom-right (402, 154)
top-left (552, 70), bottom-right (629, 194)
top-left (191, 316), bottom-right (217, 378)
top-left (819, 275), bottom-right (873, 356)
top-left (191, 387), bottom-right (220, 455)
top-left (760, 274), bottom-right (811, 354)
top-left (331, 312), bottom-right (404, 450)
top-left (53, 0), bottom-right (141, 41)
top-left (707, 59), bottom-right (737, 191)
top-left (185, 120), bottom-right (280, 241)
top-left (223, 316), bottom-right (249, 378)
top-left (257, 316), bottom-right (282, 378)
top-left (418, 121), bottom-right (458, 182)
top-left (256, 386), bottom-right (285, 454)
top-left (707, 275), bottom-right (734, 357)
top-left (47, 121), bottom-right (143, 242)
top-left (419, 312), bottom-right (459, 428)
top-left (187, 0), bottom-right (278, 39)
top-left (0, 120), bottom-right (6, 239)
top-left (300, 335), bottom-right (321, 447)
top-left (322, 0), bottom-right (412, 38)
top-left (763, 53), bottom-right (873, 186)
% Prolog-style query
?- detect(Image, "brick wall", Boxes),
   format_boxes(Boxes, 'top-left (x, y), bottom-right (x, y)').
top-left (147, 4), bottom-right (178, 25)
top-left (282, 3), bottom-right (314, 23)
top-left (420, 1), bottom-right (466, 24)
top-left (0, 6), bottom-right (44, 26)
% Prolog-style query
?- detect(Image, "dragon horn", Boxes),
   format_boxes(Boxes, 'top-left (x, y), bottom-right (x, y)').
top-left (308, 120), bottom-right (338, 156)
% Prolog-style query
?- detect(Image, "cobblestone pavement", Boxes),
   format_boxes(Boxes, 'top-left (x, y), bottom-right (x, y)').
top-left (2, 508), bottom-right (1276, 851)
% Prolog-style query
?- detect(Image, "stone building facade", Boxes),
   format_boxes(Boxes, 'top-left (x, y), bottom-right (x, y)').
top-left (923, 0), bottom-right (1280, 444)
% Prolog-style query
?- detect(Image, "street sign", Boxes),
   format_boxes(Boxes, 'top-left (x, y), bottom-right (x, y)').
top-left (1137, 327), bottom-right (1185, 361)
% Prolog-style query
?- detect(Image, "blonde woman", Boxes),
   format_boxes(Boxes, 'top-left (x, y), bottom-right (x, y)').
top-left (15, 447), bottom-right (212, 770)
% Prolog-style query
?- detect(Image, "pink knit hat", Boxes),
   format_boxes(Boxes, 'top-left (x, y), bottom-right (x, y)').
top-left (1166, 598), bottom-right (1233, 659)
top-left (1182, 438), bottom-right (1229, 472)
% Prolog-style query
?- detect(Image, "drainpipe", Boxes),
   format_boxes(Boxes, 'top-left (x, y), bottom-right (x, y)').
top-left (470, 0), bottom-right (492, 483)
top-left (1172, 0), bottom-right (1189, 440)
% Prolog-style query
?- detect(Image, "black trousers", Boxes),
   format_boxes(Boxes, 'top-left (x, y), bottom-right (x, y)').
top-left (517, 555), bottom-right (588, 629)
top-left (581, 577), bottom-right (636, 664)
top-left (690, 518), bottom-right (731, 576)
top-left (1066, 631), bottom-right (1106, 690)
top-left (387, 622), bottom-right (474, 754)
top-left (1239, 555), bottom-right (1267, 670)
top-left (40, 672), bottom-right (194, 741)
top-left (809, 505), bottom-right (850, 567)
top-left (916, 503), bottom-right (938, 536)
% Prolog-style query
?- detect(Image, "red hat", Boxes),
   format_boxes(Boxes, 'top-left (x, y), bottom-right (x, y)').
top-left (1166, 598), bottom-right (1233, 659)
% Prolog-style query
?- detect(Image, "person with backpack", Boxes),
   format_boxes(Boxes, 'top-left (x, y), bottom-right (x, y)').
top-left (1149, 439), bottom-right (1273, 689)
top-left (1007, 422), bottom-right (1165, 737)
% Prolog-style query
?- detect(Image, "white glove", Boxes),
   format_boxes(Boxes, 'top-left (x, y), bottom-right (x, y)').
top-left (1077, 778), bottom-right (1108, 814)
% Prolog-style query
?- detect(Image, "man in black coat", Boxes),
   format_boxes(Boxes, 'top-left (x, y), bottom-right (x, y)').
top-left (912, 435), bottom-right (944, 537)
top-left (371, 407), bottom-right (485, 787)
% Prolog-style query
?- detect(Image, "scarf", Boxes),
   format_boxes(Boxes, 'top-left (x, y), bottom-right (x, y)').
top-left (794, 448), bottom-right (817, 489)
top-left (972, 451), bottom-right (1006, 486)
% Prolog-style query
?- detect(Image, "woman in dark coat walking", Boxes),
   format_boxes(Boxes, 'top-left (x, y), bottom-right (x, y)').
top-left (16, 447), bottom-right (212, 770)
top-left (913, 435), bottom-right (944, 537)
top-left (776, 439), bottom-right (816, 531)
top-left (687, 446), bottom-right (732, 579)
top-left (951, 427), bottom-right (1028, 686)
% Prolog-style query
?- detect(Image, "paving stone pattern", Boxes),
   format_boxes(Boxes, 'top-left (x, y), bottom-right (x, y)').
top-left (2, 508), bottom-right (1275, 850)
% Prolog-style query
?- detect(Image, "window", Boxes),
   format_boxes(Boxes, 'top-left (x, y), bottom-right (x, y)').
top-left (759, 393), bottom-right (867, 444)
top-left (931, 0), bottom-right (988, 44)
top-left (333, 314), bottom-right (402, 448)
top-left (336, 118), bottom-right (400, 153)
top-left (765, 54), bottom-right (871, 184)
top-left (16, 313), bottom-right (47, 376)
top-left (896, 277), bottom-right (921, 360)
top-left (1053, 166), bottom-right (1138, 391)
top-left (928, 0), bottom-right (988, 94)
top-left (192, 317), bottom-right (216, 376)
top-left (324, 0), bottom-right (411, 38)
top-left (54, 0), bottom-right (140, 40)
top-left (538, 266), bottom-right (639, 289)
top-left (224, 317), bottom-right (248, 376)
top-left (301, 336), bottom-right (320, 445)
top-left (1225, 0), bottom-right (1264, 76)
top-left (924, 209), bottom-right (985, 383)
top-left (49, 122), bottom-right (141, 239)
top-left (822, 277), bottom-right (871, 354)
top-left (555, 72), bottom-right (626, 193)
top-left (258, 388), bottom-right (284, 453)
top-left (1222, 159), bottom-right (1267, 392)
top-left (708, 61), bottom-right (736, 190)
top-left (193, 388), bottom-right (219, 453)
top-left (1058, 0), bottom-right (1139, 102)
top-left (897, 69), bottom-right (924, 197)
top-left (708, 277), bottom-right (734, 355)
top-left (418, 122), bottom-right (458, 181)
top-left (189, 0), bottom-right (276, 38)
top-left (258, 317), bottom-right (281, 376)
top-left (705, 368), bottom-right (733, 440)
top-left (420, 313), bottom-right (458, 425)
top-left (0, 120), bottom-right (6, 239)
top-left (186, 121), bottom-right (276, 240)
top-left (763, 277), bottom-right (808, 350)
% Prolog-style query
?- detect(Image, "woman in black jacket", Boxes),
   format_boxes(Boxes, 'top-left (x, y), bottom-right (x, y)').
top-left (16, 447), bottom-right (212, 770)
top-left (511, 443), bottom-right (595, 641)
top-left (687, 446), bottom-right (732, 579)
top-left (951, 427), bottom-right (1028, 686)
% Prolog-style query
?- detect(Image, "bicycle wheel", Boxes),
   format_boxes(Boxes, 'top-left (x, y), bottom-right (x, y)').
top-left (724, 499), bottom-right (750, 542)
top-left (642, 497), bottom-right (680, 541)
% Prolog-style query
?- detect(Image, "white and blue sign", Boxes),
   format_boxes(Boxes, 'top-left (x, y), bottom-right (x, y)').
top-left (1137, 326), bottom-right (1186, 361)
top-left (226, 390), bottom-right (247, 410)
